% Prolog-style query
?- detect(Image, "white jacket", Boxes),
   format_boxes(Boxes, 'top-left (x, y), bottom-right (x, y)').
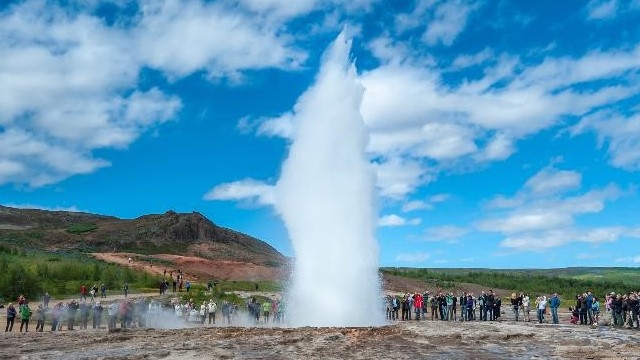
top-left (207, 302), bottom-right (217, 313)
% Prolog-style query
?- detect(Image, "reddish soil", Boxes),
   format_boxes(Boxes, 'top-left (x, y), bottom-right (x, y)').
top-left (92, 253), bottom-right (286, 282)
top-left (381, 274), bottom-right (513, 297)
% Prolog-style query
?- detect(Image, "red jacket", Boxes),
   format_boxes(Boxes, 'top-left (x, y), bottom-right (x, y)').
top-left (414, 294), bottom-right (423, 309)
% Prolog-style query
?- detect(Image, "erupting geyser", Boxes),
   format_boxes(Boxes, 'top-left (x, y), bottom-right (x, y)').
top-left (276, 33), bottom-right (384, 327)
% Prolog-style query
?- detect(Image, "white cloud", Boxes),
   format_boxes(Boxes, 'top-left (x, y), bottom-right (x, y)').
top-left (479, 164), bottom-right (631, 251)
top-left (480, 184), bottom-right (621, 234)
top-left (416, 122), bottom-right (478, 160)
top-left (203, 179), bottom-right (276, 206)
top-left (402, 200), bottom-right (432, 212)
top-left (423, 0), bottom-right (479, 46)
top-left (395, 252), bottom-right (430, 263)
top-left (425, 225), bottom-right (468, 240)
top-left (586, 0), bottom-right (619, 20)
top-left (501, 227), bottom-right (639, 251)
top-left (257, 113), bottom-right (296, 139)
top-left (615, 255), bottom-right (640, 264)
top-left (0, 0), bottom-right (308, 187)
top-left (450, 48), bottom-right (494, 69)
top-left (477, 132), bottom-right (515, 161)
top-left (401, 194), bottom-right (449, 213)
top-left (236, 0), bottom-right (380, 19)
top-left (136, 0), bottom-right (306, 80)
top-left (572, 111), bottom-right (640, 171)
top-left (373, 157), bottom-right (432, 199)
top-left (378, 214), bottom-right (422, 227)
top-left (524, 167), bottom-right (582, 195)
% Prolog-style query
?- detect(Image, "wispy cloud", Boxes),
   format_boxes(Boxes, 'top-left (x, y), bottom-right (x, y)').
top-left (203, 179), bottom-right (276, 206)
top-left (425, 225), bottom-right (468, 241)
top-left (401, 193), bottom-right (450, 213)
top-left (586, 0), bottom-right (619, 20)
top-left (477, 165), bottom-right (638, 251)
top-left (379, 214), bottom-right (422, 227)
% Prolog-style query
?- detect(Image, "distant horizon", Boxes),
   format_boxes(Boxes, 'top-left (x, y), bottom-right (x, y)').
top-left (1, 0), bottom-right (639, 269)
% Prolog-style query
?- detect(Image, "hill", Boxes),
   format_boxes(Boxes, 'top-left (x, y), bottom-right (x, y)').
top-left (0, 205), bottom-right (286, 268)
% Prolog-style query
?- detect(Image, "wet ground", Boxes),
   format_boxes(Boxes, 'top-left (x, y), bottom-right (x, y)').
top-left (3, 320), bottom-right (640, 360)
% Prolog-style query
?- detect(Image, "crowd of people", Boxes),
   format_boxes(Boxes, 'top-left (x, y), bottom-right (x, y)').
top-left (6, 284), bottom-right (640, 332)
top-left (247, 297), bottom-right (285, 324)
top-left (386, 289), bottom-right (640, 328)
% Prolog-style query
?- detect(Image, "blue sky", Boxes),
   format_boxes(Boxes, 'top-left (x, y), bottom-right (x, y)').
top-left (1, 0), bottom-right (640, 268)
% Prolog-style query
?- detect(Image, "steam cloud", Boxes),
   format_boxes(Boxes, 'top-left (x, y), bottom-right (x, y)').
top-left (276, 33), bottom-right (385, 326)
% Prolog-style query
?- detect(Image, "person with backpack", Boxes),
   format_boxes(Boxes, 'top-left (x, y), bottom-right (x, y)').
top-left (19, 302), bottom-right (32, 332)
top-left (5, 303), bottom-right (16, 332)
top-left (207, 299), bottom-right (217, 324)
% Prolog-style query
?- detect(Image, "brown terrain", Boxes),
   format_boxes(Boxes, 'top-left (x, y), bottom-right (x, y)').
top-left (0, 205), bottom-right (288, 281)
top-left (91, 252), bottom-right (285, 282)
top-left (4, 320), bottom-right (640, 360)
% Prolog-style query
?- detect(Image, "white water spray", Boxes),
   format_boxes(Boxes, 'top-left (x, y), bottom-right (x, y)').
top-left (276, 33), bottom-right (384, 327)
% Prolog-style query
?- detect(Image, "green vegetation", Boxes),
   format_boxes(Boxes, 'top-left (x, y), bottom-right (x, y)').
top-left (174, 281), bottom-right (275, 307)
top-left (66, 223), bottom-right (98, 234)
top-left (0, 246), bottom-right (162, 303)
top-left (383, 267), bottom-right (639, 298)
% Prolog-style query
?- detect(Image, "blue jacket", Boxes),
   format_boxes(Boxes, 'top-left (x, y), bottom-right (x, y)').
top-left (586, 295), bottom-right (593, 308)
top-left (6, 306), bottom-right (17, 319)
top-left (549, 296), bottom-right (561, 308)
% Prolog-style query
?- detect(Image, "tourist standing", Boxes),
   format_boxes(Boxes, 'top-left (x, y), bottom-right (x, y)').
top-left (207, 299), bottom-right (217, 324)
top-left (549, 293), bottom-right (561, 324)
top-left (35, 304), bottom-right (46, 332)
top-left (522, 294), bottom-right (531, 322)
top-left (592, 297), bottom-right (601, 326)
top-left (5, 303), bottom-right (16, 332)
top-left (536, 295), bottom-right (547, 323)
top-left (19, 302), bottom-right (32, 332)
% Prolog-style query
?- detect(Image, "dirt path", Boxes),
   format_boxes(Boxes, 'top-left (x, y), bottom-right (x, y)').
top-left (91, 252), bottom-right (285, 282)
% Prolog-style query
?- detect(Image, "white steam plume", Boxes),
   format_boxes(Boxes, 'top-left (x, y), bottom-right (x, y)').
top-left (276, 32), bottom-right (384, 327)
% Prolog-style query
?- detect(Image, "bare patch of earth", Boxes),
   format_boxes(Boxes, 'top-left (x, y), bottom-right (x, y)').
top-left (92, 252), bottom-right (284, 282)
top-left (4, 321), bottom-right (639, 360)
top-left (382, 274), bottom-right (514, 297)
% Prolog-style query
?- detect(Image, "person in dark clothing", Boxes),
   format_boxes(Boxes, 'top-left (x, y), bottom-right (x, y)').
top-left (67, 300), bottom-right (79, 330)
top-left (401, 296), bottom-right (410, 321)
top-left (494, 296), bottom-right (502, 320)
top-left (80, 301), bottom-right (90, 329)
top-left (486, 292), bottom-right (495, 321)
top-left (459, 293), bottom-right (467, 321)
top-left (93, 302), bottom-right (103, 329)
top-left (430, 296), bottom-right (437, 320)
top-left (612, 295), bottom-right (624, 327)
top-left (5, 303), bottom-right (16, 332)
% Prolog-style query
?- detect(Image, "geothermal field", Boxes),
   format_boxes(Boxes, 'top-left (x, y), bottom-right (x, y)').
top-left (4, 320), bottom-right (640, 360)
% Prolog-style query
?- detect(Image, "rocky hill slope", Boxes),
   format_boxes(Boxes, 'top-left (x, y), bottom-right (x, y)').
top-left (0, 205), bottom-right (286, 267)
